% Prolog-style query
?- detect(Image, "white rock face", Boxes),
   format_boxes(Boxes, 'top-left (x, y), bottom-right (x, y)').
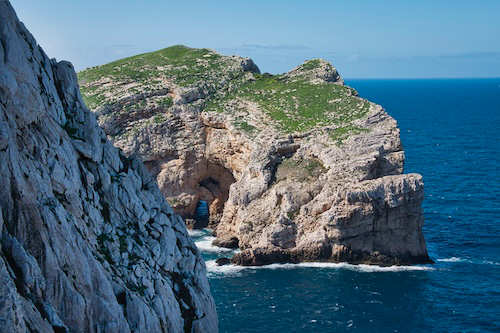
top-left (0, 2), bottom-right (217, 332)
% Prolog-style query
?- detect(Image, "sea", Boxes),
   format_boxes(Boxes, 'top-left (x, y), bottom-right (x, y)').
top-left (190, 79), bottom-right (500, 332)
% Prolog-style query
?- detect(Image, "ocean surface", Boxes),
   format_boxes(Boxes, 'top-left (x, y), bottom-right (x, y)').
top-left (191, 79), bottom-right (500, 332)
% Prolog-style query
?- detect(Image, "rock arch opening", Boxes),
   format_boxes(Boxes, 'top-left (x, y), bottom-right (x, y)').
top-left (144, 157), bottom-right (236, 230)
top-left (193, 162), bottom-right (236, 228)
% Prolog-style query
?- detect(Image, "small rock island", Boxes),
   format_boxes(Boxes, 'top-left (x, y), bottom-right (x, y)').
top-left (79, 45), bottom-right (431, 266)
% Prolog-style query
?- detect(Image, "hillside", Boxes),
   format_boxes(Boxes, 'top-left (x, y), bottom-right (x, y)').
top-left (79, 45), bottom-right (369, 141)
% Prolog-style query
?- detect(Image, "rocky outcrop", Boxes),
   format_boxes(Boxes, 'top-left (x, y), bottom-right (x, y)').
top-left (79, 44), bottom-right (430, 266)
top-left (0, 2), bottom-right (217, 332)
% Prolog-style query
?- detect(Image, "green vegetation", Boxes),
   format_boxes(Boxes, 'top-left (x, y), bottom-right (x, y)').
top-left (79, 85), bottom-right (108, 109)
top-left (286, 209), bottom-right (299, 220)
top-left (206, 73), bottom-right (370, 134)
top-left (78, 45), bottom-right (371, 143)
top-left (300, 59), bottom-right (322, 70)
top-left (78, 45), bottom-right (250, 116)
top-left (158, 96), bottom-right (173, 108)
top-left (78, 45), bottom-right (224, 86)
top-left (329, 125), bottom-right (369, 145)
top-left (275, 157), bottom-right (326, 183)
top-left (234, 120), bottom-right (257, 133)
top-left (154, 114), bottom-right (167, 124)
top-left (166, 197), bottom-right (181, 207)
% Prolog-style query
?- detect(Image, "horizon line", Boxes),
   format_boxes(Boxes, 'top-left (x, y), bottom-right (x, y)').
top-left (344, 77), bottom-right (500, 80)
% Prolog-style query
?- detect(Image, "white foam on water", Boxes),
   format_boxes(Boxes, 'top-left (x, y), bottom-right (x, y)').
top-left (264, 262), bottom-right (434, 272)
top-left (437, 257), bottom-right (466, 263)
top-left (195, 236), bottom-right (234, 253)
top-left (205, 260), bottom-right (434, 277)
top-left (205, 260), bottom-right (247, 277)
top-left (187, 229), bottom-right (205, 237)
top-left (430, 257), bottom-right (499, 266)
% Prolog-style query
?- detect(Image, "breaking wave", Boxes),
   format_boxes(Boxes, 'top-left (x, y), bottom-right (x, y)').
top-left (195, 236), bottom-right (234, 253)
top-left (187, 229), bottom-right (206, 237)
top-left (205, 260), bottom-right (434, 278)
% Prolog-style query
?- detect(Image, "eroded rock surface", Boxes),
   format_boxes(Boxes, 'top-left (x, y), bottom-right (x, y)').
top-left (0, 2), bottom-right (217, 332)
top-left (79, 44), bottom-right (430, 266)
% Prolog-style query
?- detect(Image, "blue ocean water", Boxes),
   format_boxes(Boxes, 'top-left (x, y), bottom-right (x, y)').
top-left (191, 79), bottom-right (500, 332)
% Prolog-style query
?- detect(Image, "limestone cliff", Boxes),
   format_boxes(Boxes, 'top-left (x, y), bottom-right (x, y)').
top-left (79, 45), bottom-right (431, 265)
top-left (0, 2), bottom-right (217, 332)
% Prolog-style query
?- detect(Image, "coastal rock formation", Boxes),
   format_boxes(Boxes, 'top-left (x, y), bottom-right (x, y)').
top-left (0, 2), bottom-right (217, 332)
top-left (79, 46), bottom-right (430, 265)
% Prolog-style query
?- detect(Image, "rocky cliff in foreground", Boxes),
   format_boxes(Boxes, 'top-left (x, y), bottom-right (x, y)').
top-left (79, 46), bottom-right (431, 266)
top-left (0, 2), bottom-right (217, 332)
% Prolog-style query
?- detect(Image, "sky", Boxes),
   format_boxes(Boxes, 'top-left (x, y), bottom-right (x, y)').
top-left (9, 0), bottom-right (500, 78)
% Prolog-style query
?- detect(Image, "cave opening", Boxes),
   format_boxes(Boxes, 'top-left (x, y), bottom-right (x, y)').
top-left (192, 162), bottom-right (236, 229)
top-left (144, 156), bottom-right (237, 229)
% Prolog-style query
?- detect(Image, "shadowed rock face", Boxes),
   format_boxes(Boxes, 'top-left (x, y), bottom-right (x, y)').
top-left (0, 2), bottom-right (217, 332)
top-left (78, 27), bottom-right (430, 267)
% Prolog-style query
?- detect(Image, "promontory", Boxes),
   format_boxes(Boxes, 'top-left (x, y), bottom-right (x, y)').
top-left (78, 45), bottom-right (431, 266)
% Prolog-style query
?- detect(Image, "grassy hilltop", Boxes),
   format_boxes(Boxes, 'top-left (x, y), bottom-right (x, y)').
top-left (78, 45), bottom-right (370, 142)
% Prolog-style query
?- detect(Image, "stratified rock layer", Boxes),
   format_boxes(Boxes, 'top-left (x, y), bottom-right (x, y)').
top-left (79, 44), bottom-right (430, 266)
top-left (0, 2), bottom-right (217, 332)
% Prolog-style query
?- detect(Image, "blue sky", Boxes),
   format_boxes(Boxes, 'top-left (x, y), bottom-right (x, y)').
top-left (10, 0), bottom-right (500, 78)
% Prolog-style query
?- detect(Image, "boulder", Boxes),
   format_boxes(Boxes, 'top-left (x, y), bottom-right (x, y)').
top-left (215, 257), bottom-right (231, 266)
top-left (212, 237), bottom-right (239, 249)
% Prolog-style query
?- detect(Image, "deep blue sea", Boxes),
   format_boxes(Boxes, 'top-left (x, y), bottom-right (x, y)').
top-left (191, 79), bottom-right (500, 332)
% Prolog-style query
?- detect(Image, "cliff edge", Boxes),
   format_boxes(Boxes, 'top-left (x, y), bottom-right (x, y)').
top-left (0, 2), bottom-right (217, 332)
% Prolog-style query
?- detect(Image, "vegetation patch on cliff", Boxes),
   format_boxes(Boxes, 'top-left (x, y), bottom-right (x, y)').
top-left (299, 59), bottom-right (322, 70)
top-left (205, 73), bottom-right (370, 134)
top-left (234, 120), bottom-right (257, 134)
top-left (78, 45), bottom-right (371, 143)
top-left (275, 157), bottom-right (326, 183)
top-left (78, 45), bottom-right (252, 109)
top-left (78, 45), bottom-right (224, 85)
top-left (329, 125), bottom-right (370, 145)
